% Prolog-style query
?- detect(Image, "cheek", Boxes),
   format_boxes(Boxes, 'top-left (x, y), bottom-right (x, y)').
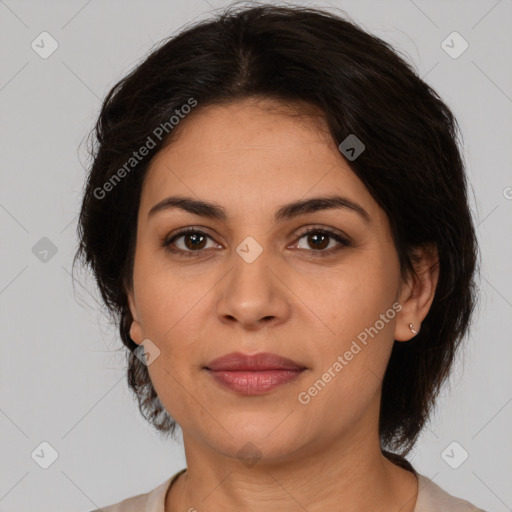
top-left (144, 361), bottom-right (196, 432)
top-left (140, 310), bottom-right (205, 429)
top-left (300, 256), bottom-right (398, 414)
top-left (133, 246), bottom-right (202, 340)
top-left (132, 251), bottom-right (209, 385)
top-left (309, 257), bottom-right (396, 342)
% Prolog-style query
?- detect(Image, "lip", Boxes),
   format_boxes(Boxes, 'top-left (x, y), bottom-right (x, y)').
top-left (204, 352), bottom-right (307, 395)
top-left (204, 351), bottom-right (306, 371)
top-left (206, 369), bottom-right (306, 395)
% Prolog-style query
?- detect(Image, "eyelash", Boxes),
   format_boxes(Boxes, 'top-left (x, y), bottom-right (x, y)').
top-left (161, 226), bottom-right (352, 259)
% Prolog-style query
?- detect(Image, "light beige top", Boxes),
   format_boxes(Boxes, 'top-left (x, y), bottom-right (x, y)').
top-left (91, 468), bottom-right (488, 512)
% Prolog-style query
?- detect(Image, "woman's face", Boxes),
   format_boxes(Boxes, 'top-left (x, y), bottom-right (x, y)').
top-left (127, 98), bottom-right (419, 464)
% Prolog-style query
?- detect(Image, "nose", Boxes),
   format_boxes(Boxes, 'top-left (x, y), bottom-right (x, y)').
top-left (215, 244), bottom-right (292, 331)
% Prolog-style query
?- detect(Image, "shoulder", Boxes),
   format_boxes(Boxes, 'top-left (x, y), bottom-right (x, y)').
top-left (415, 473), bottom-right (488, 512)
top-left (89, 469), bottom-right (185, 512)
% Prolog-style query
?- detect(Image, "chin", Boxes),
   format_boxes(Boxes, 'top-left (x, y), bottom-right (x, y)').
top-left (205, 426), bottom-right (311, 464)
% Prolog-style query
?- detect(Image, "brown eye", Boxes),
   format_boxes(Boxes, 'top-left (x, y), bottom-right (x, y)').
top-left (162, 226), bottom-right (352, 259)
top-left (294, 227), bottom-right (352, 257)
top-left (162, 228), bottom-right (218, 257)
top-left (304, 232), bottom-right (330, 250)
top-left (182, 232), bottom-right (208, 250)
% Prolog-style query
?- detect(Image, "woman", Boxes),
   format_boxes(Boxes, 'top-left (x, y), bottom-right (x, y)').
top-left (75, 4), bottom-right (487, 511)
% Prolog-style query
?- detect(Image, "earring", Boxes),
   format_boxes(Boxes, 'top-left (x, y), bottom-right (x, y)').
top-left (409, 323), bottom-right (418, 335)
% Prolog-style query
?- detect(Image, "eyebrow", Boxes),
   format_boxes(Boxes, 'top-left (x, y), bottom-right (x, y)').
top-left (147, 194), bottom-right (371, 224)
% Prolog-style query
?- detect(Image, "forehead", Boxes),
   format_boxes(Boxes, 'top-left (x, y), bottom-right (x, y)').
top-left (157, 98), bottom-right (335, 158)
top-left (140, 98), bottom-right (382, 226)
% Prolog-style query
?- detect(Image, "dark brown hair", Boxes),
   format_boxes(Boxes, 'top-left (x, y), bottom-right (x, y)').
top-left (73, 2), bottom-right (480, 465)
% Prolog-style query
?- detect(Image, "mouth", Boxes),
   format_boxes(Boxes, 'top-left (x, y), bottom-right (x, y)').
top-left (203, 352), bottom-right (307, 395)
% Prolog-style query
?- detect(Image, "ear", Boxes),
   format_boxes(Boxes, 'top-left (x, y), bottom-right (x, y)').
top-left (126, 287), bottom-right (143, 346)
top-left (394, 243), bottom-right (439, 342)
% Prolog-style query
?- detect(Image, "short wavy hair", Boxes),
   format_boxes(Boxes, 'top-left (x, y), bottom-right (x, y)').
top-left (73, 2), bottom-right (480, 468)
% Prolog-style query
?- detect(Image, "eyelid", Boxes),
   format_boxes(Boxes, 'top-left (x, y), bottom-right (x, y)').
top-left (162, 224), bottom-right (353, 256)
top-left (291, 224), bottom-right (351, 242)
top-left (162, 226), bottom-right (221, 254)
top-left (163, 224), bottom-right (350, 242)
top-left (162, 225), bottom-right (221, 246)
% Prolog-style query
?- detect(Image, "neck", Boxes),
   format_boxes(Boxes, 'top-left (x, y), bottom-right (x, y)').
top-left (165, 432), bottom-right (418, 512)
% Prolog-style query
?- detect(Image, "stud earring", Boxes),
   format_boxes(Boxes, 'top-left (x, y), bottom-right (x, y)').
top-left (409, 323), bottom-right (418, 335)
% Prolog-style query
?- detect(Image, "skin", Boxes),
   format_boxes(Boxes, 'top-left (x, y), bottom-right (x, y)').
top-left (126, 98), bottom-right (439, 512)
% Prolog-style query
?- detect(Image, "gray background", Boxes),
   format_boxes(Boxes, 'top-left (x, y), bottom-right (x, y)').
top-left (1, 0), bottom-right (511, 510)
